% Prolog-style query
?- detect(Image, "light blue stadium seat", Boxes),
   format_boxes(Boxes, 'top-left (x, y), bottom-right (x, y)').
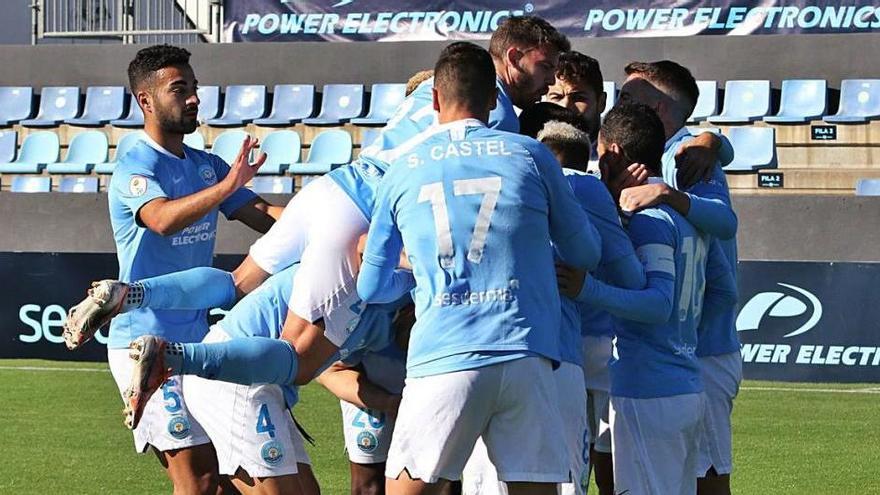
top-left (257, 130), bottom-right (300, 175)
top-left (21, 87), bottom-right (81, 127)
top-left (707, 80), bottom-right (771, 124)
top-left (250, 176), bottom-right (294, 194)
top-left (47, 131), bottom-right (108, 174)
top-left (601, 81), bottom-right (616, 118)
top-left (0, 131), bottom-right (17, 162)
top-left (855, 179), bottom-right (880, 196)
top-left (291, 129), bottom-right (352, 175)
top-left (95, 131), bottom-right (145, 174)
top-left (197, 86), bottom-right (222, 122)
top-left (723, 127), bottom-right (777, 172)
top-left (0, 87), bottom-right (34, 126)
top-left (66, 86), bottom-right (126, 126)
top-left (824, 79), bottom-right (880, 123)
top-left (764, 79), bottom-right (827, 123)
top-left (303, 84), bottom-right (365, 125)
top-left (688, 81), bottom-right (717, 123)
top-left (254, 85), bottom-right (315, 126)
top-left (211, 129), bottom-right (248, 165)
top-left (11, 176), bottom-right (51, 193)
top-left (351, 84), bottom-right (406, 125)
top-left (361, 128), bottom-right (381, 148)
top-left (0, 131), bottom-right (59, 173)
top-left (59, 176), bottom-right (99, 193)
top-left (183, 130), bottom-right (205, 150)
top-left (207, 85), bottom-right (267, 126)
top-left (111, 99), bottom-right (144, 128)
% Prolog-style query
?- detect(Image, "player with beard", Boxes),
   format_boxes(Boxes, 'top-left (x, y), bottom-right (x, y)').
top-left (101, 44), bottom-right (279, 494)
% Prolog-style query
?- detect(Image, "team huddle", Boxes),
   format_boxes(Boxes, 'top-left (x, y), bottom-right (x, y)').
top-left (63, 15), bottom-right (741, 495)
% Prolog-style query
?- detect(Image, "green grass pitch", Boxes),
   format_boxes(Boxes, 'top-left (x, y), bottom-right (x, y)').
top-left (1, 359), bottom-right (878, 494)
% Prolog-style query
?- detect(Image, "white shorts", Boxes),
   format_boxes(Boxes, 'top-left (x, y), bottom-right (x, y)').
top-left (581, 335), bottom-right (612, 392)
top-left (387, 357), bottom-right (568, 484)
top-left (341, 400), bottom-right (397, 464)
top-left (696, 352), bottom-right (742, 477)
top-left (610, 393), bottom-right (705, 495)
top-left (586, 389), bottom-right (611, 454)
top-left (248, 175), bottom-right (370, 346)
top-left (183, 326), bottom-right (311, 477)
top-left (108, 348), bottom-right (211, 454)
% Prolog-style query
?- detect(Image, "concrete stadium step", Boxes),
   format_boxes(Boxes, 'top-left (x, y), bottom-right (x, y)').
top-left (776, 146), bottom-right (880, 168)
top-left (690, 121), bottom-right (880, 146)
top-left (727, 168), bottom-right (880, 192)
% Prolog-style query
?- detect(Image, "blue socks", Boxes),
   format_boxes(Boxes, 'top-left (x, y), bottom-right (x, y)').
top-left (138, 267), bottom-right (237, 311)
top-left (169, 337), bottom-right (299, 386)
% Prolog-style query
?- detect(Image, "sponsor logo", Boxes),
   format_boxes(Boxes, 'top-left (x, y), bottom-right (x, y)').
top-left (261, 440), bottom-right (285, 465)
top-left (167, 416), bottom-right (192, 439)
top-left (736, 283), bottom-right (822, 338)
top-left (129, 175), bottom-right (147, 196)
top-left (171, 221), bottom-right (217, 247)
top-left (356, 431), bottom-right (379, 453)
top-left (18, 303), bottom-right (109, 345)
top-left (332, 0), bottom-right (354, 7)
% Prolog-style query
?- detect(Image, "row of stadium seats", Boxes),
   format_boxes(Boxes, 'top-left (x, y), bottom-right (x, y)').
top-left (2, 79), bottom-right (879, 130)
top-left (0, 128), bottom-right (356, 175)
top-left (0, 83), bottom-right (407, 128)
top-left (2, 175), bottom-right (306, 194)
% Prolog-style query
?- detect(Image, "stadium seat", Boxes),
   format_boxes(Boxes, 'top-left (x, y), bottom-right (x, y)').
top-left (855, 179), bottom-right (880, 196)
top-left (764, 79), bottom-right (827, 123)
top-left (0, 87), bottom-right (34, 126)
top-left (351, 84), bottom-right (407, 125)
top-left (211, 129), bottom-right (248, 165)
top-left (95, 130), bottom-right (144, 174)
top-left (303, 84), bottom-right (365, 125)
top-left (183, 130), bottom-right (205, 150)
top-left (723, 127), bottom-right (777, 172)
top-left (361, 128), bottom-right (381, 148)
top-left (292, 129), bottom-right (352, 175)
top-left (66, 86), bottom-right (126, 126)
top-left (197, 86), bottom-right (221, 122)
top-left (46, 131), bottom-right (108, 174)
top-left (824, 79), bottom-right (880, 123)
top-left (707, 80), bottom-right (771, 124)
top-left (0, 131), bottom-right (59, 173)
top-left (601, 81), bottom-right (616, 118)
top-left (11, 176), bottom-right (51, 193)
top-left (59, 176), bottom-right (99, 193)
top-left (111, 99), bottom-right (144, 128)
top-left (207, 85), bottom-right (267, 126)
top-left (254, 85), bottom-right (315, 126)
top-left (0, 131), bottom-right (16, 162)
top-left (688, 80), bottom-right (717, 123)
top-left (258, 130), bottom-right (300, 175)
top-left (20, 86), bottom-right (80, 127)
top-left (251, 176), bottom-right (294, 194)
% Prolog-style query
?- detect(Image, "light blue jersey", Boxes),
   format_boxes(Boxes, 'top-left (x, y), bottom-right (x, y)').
top-left (359, 119), bottom-right (601, 378)
top-left (107, 139), bottom-right (255, 349)
top-left (662, 128), bottom-right (740, 356)
top-left (327, 77), bottom-right (519, 220)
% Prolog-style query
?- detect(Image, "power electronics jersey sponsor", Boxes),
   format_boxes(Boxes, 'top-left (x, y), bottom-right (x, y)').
top-left (107, 139), bottom-right (255, 348)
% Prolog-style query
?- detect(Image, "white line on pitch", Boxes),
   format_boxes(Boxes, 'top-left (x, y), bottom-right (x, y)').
top-left (0, 366), bottom-right (108, 373)
top-left (741, 386), bottom-right (880, 394)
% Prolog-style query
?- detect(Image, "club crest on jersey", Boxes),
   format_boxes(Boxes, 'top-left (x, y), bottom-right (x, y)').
top-left (167, 416), bottom-right (191, 439)
top-left (356, 431), bottom-right (379, 453)
top-left (199, 164), bottom-right (218, 185)
top-left (261, 440), bottom-right (285, 465)
top-left (357, 160), bottom-right (380, 178)
top-left (129, 175), bottom-right (147, 197)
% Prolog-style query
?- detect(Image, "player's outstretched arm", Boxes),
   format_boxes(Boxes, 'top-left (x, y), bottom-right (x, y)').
top-left (228, 196), bottom-right (283, 234)
top-left (316, 362), bottom-right (401, 414)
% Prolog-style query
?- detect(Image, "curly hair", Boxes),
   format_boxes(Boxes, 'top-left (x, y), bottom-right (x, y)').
top-left (127, 44), bottom-right (192, 92)
top-left (556, 51), bottom-right (604, 99)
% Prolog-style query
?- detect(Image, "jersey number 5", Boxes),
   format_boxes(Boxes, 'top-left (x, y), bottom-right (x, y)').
top-left (418, 177), bottom-right (502, 269)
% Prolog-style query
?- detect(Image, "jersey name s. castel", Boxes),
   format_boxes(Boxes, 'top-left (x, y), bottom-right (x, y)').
top-left (107, 139), bottom-right (255, 349)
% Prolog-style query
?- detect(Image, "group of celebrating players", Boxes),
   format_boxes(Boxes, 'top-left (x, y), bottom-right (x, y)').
top-left (62, 14), bottom-right (742, 495)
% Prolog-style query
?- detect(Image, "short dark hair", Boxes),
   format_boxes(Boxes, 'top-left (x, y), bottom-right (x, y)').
top-left (518, 101), bottom-right (592, 139)
top-left (489, 16), bottom-right (570, 60)
top-left (624, 60), bottom-right (699, 116)
top-left (128, 44), bottom-right (192, 93)
top-left (434, 42), bottom-right (496, 112)
top-left (556, 51), bottom-right (604, 99)
top-left (600, 103), bottom-right (666, 176)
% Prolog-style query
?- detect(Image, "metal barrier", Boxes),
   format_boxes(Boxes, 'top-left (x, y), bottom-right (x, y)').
top-left (31, 0), bottom-right (223, 44)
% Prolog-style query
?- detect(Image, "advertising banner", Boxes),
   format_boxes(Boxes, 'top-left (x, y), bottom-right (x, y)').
top-left (223, 1), bottom-right (880, 42)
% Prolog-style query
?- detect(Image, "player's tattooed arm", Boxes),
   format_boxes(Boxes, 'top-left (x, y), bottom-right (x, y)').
top-left (316, 362), bottom-right (402, 415)
top-left (228, 196), bottom-right (282, 234)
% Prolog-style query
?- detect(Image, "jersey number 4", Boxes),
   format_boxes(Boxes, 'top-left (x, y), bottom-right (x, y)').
top-left (418, 177), bottom-right (502, 269)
